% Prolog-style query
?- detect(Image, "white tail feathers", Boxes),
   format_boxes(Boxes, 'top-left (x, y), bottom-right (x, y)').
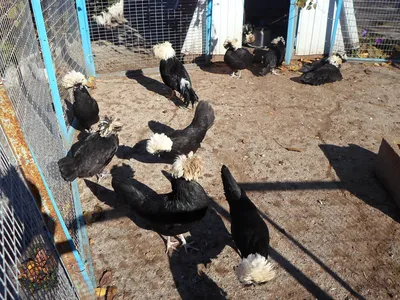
top-left (235, 253), bottom-right (276, 285)
top-left (153, 41), bottom-right (176, 60)
top-left (146, 133), bottom-right (173, 154)
top-left (271, 36), bottom-right (285, 46)
top-left (180, 78), bottom-right (191, 91)
top-left (171, 151), bottom-right (203, 181)
top-left (223, 38), bottom-right (240, 50)
top-left (62, 71), bottom-right (87, 89)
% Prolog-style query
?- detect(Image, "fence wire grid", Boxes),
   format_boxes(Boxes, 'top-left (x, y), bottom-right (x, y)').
top-left (0, 126), bottom-right (78, 300)
top-left (0, 0), bottom-right (83, 261)
top-left (334, 0), bottom-right (400, 59)
top-left (87, 0), bottom-right (207, 73)
top-left (40, 0), bottom-right (88, 127)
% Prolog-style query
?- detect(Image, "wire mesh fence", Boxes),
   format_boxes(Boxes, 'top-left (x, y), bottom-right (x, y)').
top-left (333, 0), bottom-right (400, 60)
top-left (87, 0), bottom-right (207, 73)
top-left (40, 0), bottom-right (88, 127)
top-left (0, 126), bottom-right (78, 300)
top-left (0, 0), bottom-right (82, 261)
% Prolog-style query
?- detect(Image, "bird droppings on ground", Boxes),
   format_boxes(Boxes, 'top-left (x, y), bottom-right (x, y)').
top-left (79, 62), bottom-right (400, 299)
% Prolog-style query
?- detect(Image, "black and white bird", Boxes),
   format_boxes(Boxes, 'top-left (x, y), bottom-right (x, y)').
top-left (242, 23), bottom-right (256, 46)
top-left (58, 117), bottom-right (121, 182)
top-left (221, 165), bottom-right (276, 285)
top-left (111, 154), bottom-right (209, 253)
top-left (258, 36), bottom-right (286, 76)
top-left (91, 0), bottom-right (150, 53)
top-left (153, 41), bottom-right (198, 108)
top-left (91, 0), bottom-right (127, 28)
top-left (62, 71), bottom-right (99, 131)
top-left (146, 101), bottom-right (215, 160)
top-left (223, 38), bottom-right (253, 78)
top-left (298, 53), bottom-right (347, 85)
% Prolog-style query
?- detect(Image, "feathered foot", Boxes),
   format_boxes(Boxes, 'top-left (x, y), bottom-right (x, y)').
top-left (179, 234), bottom-right (199, 253)
top-left (165, 236), bottom-right (179, 253)
top-left (271, 69), bottom-right (280, 76)
top-left (237, 70), bottom-right (242, 79)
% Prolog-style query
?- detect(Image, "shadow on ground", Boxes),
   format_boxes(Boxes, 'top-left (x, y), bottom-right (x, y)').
top-left (116, 141), bottom-right (172, 164)
top-left (213, 192), bottom-right (366, 300)
top-left (84, 177), bottom-right (232, 299)
top-left (320, 143), bottom-right (400, 223)
top-left (125, 70), bottom-right (185, 108)
top-left (82, 168), bottom-right (370, 300)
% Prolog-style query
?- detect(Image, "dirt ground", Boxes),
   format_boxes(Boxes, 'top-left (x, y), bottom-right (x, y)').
top-left (78, 61), bottom-right (400, 300)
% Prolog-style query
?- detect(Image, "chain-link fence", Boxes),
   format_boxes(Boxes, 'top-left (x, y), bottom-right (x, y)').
top-left (333, 0), bottom-right (400, 60)
top-left (0, 126), bottom-right (78, 300)
top-left (40, 0), bottom-right (88, 127)
top-left (87, 0), bottom-right (207, 73)
top-left (0, 0), bottom-right (94, 297)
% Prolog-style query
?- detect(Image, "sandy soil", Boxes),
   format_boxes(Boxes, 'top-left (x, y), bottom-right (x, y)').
top-left (78, 62), bottom-right (400, 300)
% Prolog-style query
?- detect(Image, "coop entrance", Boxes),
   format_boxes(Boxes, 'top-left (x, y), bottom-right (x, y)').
top-left (87, 0), bottom-right (207, 74)
top-left (243, 0), bottom-right (290, 47)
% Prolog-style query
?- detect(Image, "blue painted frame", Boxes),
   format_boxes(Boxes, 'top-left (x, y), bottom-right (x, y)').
top-left (205, 0), bottom-right (213, 64)
top-left (30, 0), bottom-right (96, 294)
top-left (329, 0), bottom-right (344, 55)
top-left (71, 179), bottom-right (96, 284)
top-left (285, 0), bottom-right (297, 65)
top-left (348, 58), bottom-right (400, 63)
top-left (75, 0), bottom-right (96, 77)
top-left (66, 120), bottom-right (79, 146)
top-left (30, 0), bottom-right (68, 143)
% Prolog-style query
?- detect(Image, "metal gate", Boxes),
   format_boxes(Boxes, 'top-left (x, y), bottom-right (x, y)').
top-left (87, 0), bottom-right (209, 73)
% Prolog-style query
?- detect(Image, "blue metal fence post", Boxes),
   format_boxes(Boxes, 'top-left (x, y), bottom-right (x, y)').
top-left (285, 0), bottom-right (297, 65)
top-left (205, 0), bottom-right (213, 64)
top-left (30, 0), bottom-right (68, 143)
top-left (75, 0), bottom-right (96, 77)
top-left (329, 0), bottom-right (344, 55)
top-left (71, 180), bottom-right (96, 285)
